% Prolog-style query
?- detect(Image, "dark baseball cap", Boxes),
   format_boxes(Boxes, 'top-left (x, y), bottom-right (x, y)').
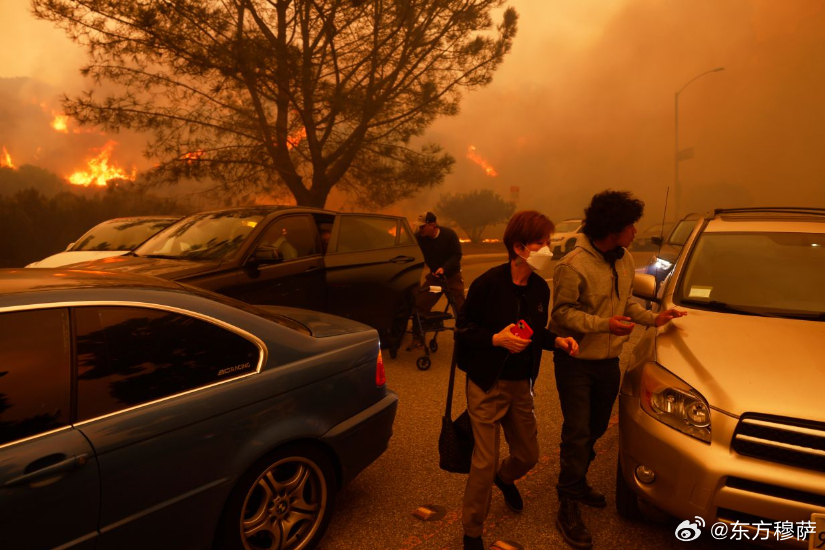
top-left (417, 212), bottom-right (437, 224)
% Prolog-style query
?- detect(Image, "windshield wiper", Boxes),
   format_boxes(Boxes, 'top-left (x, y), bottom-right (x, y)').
top-left (680, 299), bottom-right (765, 316)
top-left (139, 254), bottom-right (184, 260)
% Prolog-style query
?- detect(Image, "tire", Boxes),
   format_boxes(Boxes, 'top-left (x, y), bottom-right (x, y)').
top-left (416, 356), bottom-right (431, 371)
top-left (615, 457), bottom-right (643, 520)
top-left (389, 347), bottom-right (398, 360)
top-left (429, 339), bottom-right (438, 353)
top-left (216, 443), bottom-right (337, 550)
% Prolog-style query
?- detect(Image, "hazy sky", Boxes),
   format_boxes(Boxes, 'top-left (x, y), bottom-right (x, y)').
top-left (2, 0), bottom-right (823, 228)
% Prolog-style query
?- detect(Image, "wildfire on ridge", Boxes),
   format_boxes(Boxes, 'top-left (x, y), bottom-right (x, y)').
top-left (68, 141), bottom-right (136, 187)
top-left (466, 145), bottom-right (498, 177)
top-left (459, 238), bottom-right (472, 243)
top-left (52, 115), bottom-right (69, 133)
top-left (482, 238), bottom-right (502, 243)
top-left (1, 146), bottom-right (14, 169)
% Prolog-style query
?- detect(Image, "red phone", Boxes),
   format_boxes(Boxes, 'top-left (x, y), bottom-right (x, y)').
top-left (511, 319), bottom-right (533, 339)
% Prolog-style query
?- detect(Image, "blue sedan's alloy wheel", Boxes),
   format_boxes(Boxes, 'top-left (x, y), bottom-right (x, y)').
top-left (217, 444), bottom-right (337, 550)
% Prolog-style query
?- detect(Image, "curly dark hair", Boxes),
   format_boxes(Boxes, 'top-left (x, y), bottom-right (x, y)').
top-left (582, 190), bottom-right (645, 240)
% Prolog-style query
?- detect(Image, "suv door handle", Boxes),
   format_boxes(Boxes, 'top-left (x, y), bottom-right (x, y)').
top-left (389, 255), bottom-right (415, 264)
top-left (5, 453), bottom-right (90, 487)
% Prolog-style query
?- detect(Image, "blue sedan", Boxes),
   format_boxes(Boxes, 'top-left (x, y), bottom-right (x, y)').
top-left (0, 269), bottom-right (397, 550)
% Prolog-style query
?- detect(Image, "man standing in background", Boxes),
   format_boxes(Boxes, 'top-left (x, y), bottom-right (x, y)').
top-left (408, 211), bottom-right (465, 350)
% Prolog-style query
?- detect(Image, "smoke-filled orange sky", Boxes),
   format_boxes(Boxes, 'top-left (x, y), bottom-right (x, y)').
top-left (1, 0), bottom-right (823, 227)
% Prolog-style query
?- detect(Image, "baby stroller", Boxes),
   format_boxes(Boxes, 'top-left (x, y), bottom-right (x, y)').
top-left (408, 276), bottom-right (459, 371)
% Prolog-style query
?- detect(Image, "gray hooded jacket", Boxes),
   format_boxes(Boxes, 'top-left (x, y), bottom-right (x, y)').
top-left (551, 236), bottom-right (656, 360)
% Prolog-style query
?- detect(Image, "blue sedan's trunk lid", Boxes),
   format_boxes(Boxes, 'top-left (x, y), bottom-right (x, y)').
top-left (257, 306), bottom-right (373, 338)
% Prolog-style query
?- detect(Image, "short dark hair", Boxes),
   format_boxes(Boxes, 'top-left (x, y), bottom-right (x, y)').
top-left (582, 190), bottom-right (645, 240)
top-left (503, 210), bottom-right (555, 260)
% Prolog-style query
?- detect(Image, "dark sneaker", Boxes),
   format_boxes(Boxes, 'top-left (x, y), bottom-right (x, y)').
top-left (576, 486), bottom-right (606, 508)
top-left (494, 474), bottom-right (524, 513)
top-left (463, 534), bottom-right (485, 550)
top-left (556, 498), bottom-right (593, 549)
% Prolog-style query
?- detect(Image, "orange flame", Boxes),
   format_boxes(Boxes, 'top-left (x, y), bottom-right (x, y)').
top-left (286, 127), bottom-right (307, 150)
top-left (68, 141), bottom-right (136, 187)
top-left (466, 145), bottom-right (498, 177)
top-left (52, 115), bottom-right (69, 133)
top-left (180, 150), bottom-right (204, 164)
top-left (1, 146), bottom-right (14, 169)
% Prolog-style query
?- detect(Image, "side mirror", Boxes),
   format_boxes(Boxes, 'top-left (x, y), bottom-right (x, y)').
top-left (66, 242), bottom-right (75, 251)
top-left (650, 236), bottom-right (662, 247)
top-left (632, 273), bottom-right (658, 302)
top-left (251, 246), bottom-right (283, 266)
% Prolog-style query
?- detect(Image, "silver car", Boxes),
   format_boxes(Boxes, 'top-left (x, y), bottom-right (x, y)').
top-left (618, 207), bottom-right (825, 547)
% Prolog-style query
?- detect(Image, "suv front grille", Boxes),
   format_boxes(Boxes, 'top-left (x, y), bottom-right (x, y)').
top-left (732, 414), bottom-right (825, 474)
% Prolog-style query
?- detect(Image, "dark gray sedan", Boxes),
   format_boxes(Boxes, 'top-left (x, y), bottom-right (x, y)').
top-left (0, 269), bottom-right (397, 550)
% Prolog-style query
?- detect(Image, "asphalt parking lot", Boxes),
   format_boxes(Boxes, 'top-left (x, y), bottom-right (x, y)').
top-left (317, 254), bottom-right (739, 550)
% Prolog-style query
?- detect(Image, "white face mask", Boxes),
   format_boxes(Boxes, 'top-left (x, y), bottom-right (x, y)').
top-left (520, 245), bottom-right (554, 271)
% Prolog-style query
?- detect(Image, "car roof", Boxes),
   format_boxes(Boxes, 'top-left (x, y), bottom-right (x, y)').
top-left (101, 216), bottom-right (181, 222)
top-left (705, 208), bottom-right (825, 234)
top-left (0, 268), bottom-right (184, 297)
top-left (192, 205), bottom-right (335, 217)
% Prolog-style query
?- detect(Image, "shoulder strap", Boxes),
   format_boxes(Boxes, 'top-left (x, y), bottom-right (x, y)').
top-left (444, 346), bottom-right (459, 418)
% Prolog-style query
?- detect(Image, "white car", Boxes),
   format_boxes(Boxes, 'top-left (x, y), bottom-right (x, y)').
top-left (550, 218), bottom-right (583, 256)
top-left (26, 216), bottom-right (179, 268)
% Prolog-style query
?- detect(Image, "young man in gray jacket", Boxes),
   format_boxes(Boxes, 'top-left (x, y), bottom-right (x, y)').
top-left (550, 190), bottom-right (685, 549)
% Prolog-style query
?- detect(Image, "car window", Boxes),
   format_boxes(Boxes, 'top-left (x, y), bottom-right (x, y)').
top-left (0, 309), bottom-right (71, 446)
top-left (72, 218), bottom-right (177, 251)
top-left (337, 216), bottom-right (398, 252)
top-left (74, 306), bottom-right (261, 421)
top-left (398, 220), bottom-right (415, 246)
top-left (136, 211), bottom-right (265, 260)
top-left (258, 215), bottom-right (319, 261)
top-left (555, 220), bottom-right (582, 233)
top-left (667, 219), bottom-right (697, 246)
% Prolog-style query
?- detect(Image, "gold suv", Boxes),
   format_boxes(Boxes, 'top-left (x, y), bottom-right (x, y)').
top-left (619, 207), bottom-right (825, 547)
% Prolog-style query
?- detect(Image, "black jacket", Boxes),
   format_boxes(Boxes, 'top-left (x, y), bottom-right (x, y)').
top-left (415, 226), bottom-right (462, 277)
top-left (455, 263), bottom-right (558, 392)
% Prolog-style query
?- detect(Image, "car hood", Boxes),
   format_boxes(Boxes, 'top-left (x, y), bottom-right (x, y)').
top-left (654, 308), bottom-right (825, 421)
top-left (257, 306), bottom-right (373, 338)
top-left (65, 254), bottom-right (222, 280)
top-left (27, 250), bottom-right (128, 268)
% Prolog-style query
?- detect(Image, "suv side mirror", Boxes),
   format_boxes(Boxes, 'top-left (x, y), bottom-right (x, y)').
top-left (650, 236), bottom-right (662, 247)
top-left (632, 273), bottom-right (658, 302)
top-left (251, 246), bottom-right (283, 266)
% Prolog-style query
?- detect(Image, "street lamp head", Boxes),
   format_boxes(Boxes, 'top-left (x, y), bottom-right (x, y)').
top-left (712, 67), bottom-right (725, 72)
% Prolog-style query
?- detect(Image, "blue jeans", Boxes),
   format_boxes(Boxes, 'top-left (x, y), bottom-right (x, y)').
top-left (553, 351), bottom-right (620, 500)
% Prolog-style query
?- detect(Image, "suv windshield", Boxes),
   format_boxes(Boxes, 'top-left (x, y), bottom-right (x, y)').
top-left (73, 219), bottom-right (176, 251)
top-left (136, 212), bottom-right (265, 261)
top-left (556, 220), bottom-right (581, 233)
top-left (677, 231), bottom-right (825, 319)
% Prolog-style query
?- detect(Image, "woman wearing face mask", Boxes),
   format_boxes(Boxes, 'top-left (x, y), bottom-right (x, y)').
top-left (455, 210), bottom-right (579, 550)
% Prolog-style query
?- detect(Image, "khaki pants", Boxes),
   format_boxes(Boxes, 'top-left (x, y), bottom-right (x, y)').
top-left (462, 378), bottom-right (539, 537)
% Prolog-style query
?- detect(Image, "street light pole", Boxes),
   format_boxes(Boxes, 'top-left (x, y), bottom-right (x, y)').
top-left (674, 67), bottom-right (725, 219)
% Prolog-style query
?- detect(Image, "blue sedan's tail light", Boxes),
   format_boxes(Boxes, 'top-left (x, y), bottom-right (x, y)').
top-left (376, 349), bottom-right (386, 386)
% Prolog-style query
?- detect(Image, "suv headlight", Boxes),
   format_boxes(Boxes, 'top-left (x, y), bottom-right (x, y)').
top-left (653, 257), bottom-right (673, 271)
top-left (640, 363), bottom-right (711, 443)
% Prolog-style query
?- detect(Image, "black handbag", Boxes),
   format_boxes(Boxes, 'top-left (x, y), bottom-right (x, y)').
top-left (438, 348), bottom-right (475, 473)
